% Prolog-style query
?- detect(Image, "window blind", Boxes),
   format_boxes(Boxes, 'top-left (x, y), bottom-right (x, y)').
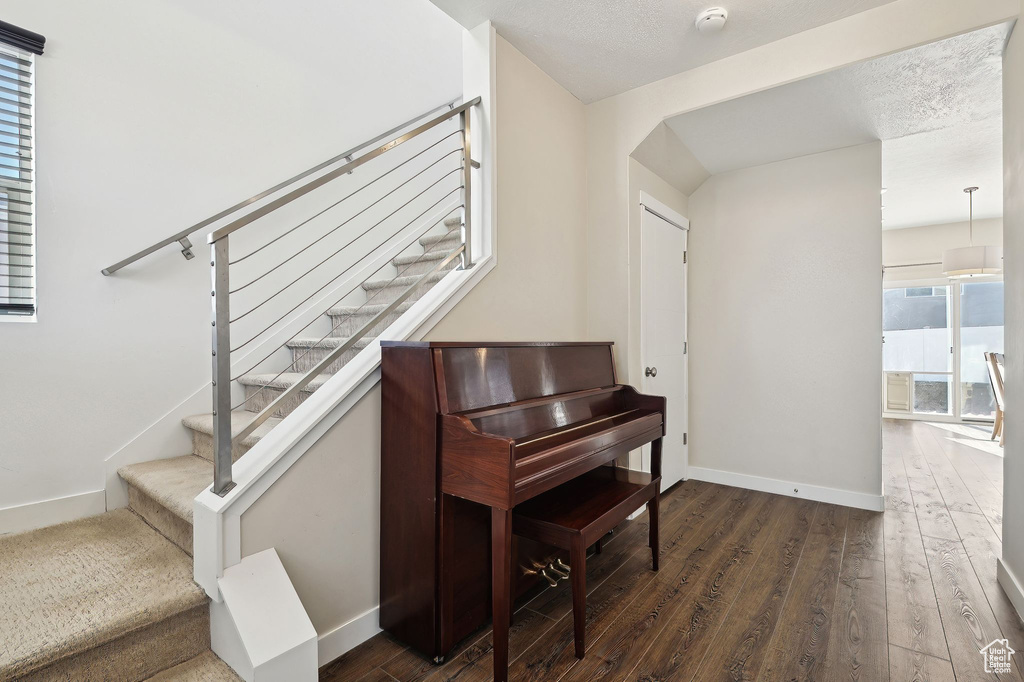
top-left (0, 44), bottom-right (34, 317)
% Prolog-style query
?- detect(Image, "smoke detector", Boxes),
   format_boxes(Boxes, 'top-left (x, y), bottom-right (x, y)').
top-left (695, 7), bottom-right (728, 33)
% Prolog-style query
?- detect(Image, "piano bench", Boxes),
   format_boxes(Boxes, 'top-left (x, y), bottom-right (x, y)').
top-left (512, 466), bottom-right (661, 659)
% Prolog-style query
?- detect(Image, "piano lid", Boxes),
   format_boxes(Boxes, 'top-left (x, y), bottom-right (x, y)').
top-left (424, 343), bottom-right (618, 413)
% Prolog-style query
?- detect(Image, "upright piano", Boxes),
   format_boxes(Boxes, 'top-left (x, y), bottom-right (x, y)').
top-left (380, 341), bottom-right (666, 681)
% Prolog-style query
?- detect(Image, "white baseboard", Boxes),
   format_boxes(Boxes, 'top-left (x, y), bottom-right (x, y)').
top-left (0, 489), bottom-right (106, 535)
top-left (687, 466), bottom-right (884, 512)
top-left (317, 606), bottom-right (381, 668)
top-left (998, 558), bottom-right (1024, 624)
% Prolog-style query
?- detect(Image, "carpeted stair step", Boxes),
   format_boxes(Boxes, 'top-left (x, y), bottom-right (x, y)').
top-left (237, 372), bottom-right (331, 416)
top-left (418, 220), bottom-right (462, 248)
top-left (285, 336), bottom-right (373, 374)
top-left (327, 301), bottom-right (415, 338)
top-left (146, 651), bottom-right (241, 681)
top-left (0, 509), bottom-right (209, 681)
top-left (360, 270), bottom-right (449, 304)
top-left (391, 246), bottom-right (462, 277)
top-left (118, 455), bottom-right (213, 556)
top-left (182, 411), bottom-right (281, 462)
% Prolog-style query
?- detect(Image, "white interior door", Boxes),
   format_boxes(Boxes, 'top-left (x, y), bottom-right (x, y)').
top-left (640, 202), bottom-right (688, 490)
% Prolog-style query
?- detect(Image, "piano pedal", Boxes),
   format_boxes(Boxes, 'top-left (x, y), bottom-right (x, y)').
top-left (547, 562), bottom-right (569, 580)
top-left (556, 558), bottom-right (571, 574)
top-left (432, 655), bottom-right (445, 665)
top-left (539, 569), bottom-right (560, 587)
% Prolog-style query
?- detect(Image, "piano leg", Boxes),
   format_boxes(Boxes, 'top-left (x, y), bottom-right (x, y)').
top-left (648, 490), bottom-right (660, 572)
top-left (492, 507), bottom-right (512, 682)
top-left (570, 536), bottom-right (587, 659)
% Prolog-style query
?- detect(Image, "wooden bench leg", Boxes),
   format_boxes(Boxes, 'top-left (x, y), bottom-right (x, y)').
top-left (993, 408), bottom-right (1003, 441)
top-left (570, 536), bottom-right (587, 659)
top-left (492, 508), bottom-right (512, 682)
top-left (648, 491), bottom-right (660, 572)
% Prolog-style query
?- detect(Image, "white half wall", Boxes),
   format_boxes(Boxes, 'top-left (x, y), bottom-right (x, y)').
top-left (686, 143), bottom-right (883, 506)
top-left (238, 33), bottom-right (590, 660)
top-left (998, 15), bottom-right (1024, 622)
top-left (0, 0), bottom-right (462, 512)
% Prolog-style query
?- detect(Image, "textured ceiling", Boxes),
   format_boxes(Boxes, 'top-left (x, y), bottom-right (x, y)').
top-left (429, 0), bottom-right (901, 103)
top-left (662, 24), bottom-right (1007, 229)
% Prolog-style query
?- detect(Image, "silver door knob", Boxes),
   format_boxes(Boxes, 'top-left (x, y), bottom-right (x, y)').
top-left (645, 367), bottom-right (657, 377)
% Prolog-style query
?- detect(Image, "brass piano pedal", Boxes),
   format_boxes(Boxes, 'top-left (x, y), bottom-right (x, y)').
top-left (556, 558), bottom-right (571, 574)
top-left (547, 562), bottom-right (569, 580)
top-left (539, 569), bottom-right (559, 587)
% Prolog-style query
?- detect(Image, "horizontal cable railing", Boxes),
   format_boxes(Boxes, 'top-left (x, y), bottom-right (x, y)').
top-left (100, 98), bottom-right (464, 276)
top-left (205, 97), bottom-right (480, 495)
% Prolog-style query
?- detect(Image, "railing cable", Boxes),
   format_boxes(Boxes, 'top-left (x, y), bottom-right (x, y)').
top-left (228, 168), bottom-right (463, 324)
top-left (233, 217), bottom-right (463, 410)
top-left (228, 149), bottom-right (460, 295)
top-left (229, 130), bottom-right (461, 265)
top-left (228, 196), bottom-right (461, 356)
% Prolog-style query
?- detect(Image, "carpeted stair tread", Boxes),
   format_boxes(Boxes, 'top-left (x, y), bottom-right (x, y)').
top-left (236, 372), bottom-right (331, 392)
top-left (286, 336), bottom-right (374, 350)
top-left (147, 651), bottom-right (241, 681)
top-left (327, 301), bottom-right (415, 318)
top-left (362, 270), bottom-right (447, 291)
top-left (118, 455), bottom-right (213, 524)
top-left (0, 509), bottom-right (206, 679)
top-left (182, 411), bottom-right (281, 444)
top-left (392, 248), bottom-right (458, 266)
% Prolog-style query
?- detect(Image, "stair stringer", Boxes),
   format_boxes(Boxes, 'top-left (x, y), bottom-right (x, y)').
top-left (192, 252), bottom-right (495, 599)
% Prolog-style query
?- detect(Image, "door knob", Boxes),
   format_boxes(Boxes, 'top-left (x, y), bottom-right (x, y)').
top-left (645, 367), bottom-right (657, 377)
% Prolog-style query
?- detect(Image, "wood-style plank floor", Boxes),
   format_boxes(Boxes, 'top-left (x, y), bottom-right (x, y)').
top-left (322, 420), bottom-right (1019, 681)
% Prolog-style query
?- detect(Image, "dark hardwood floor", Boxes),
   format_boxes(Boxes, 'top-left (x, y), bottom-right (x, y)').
top-left (322, 419), bottom-right (1020, 681)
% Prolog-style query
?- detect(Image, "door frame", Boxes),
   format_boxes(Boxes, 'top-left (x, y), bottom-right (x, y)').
top-left (638, 191), bottom-right (689, 483)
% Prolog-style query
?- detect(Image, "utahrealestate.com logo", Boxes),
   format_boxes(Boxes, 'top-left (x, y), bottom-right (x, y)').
top-left (981, 639), bottom-right (1015, 674)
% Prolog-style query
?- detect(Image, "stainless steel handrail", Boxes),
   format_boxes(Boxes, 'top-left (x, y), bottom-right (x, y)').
top-left (206, 97), bottom-right (480, 244)
top-left (100, 98), bottom-right (462, 275)
top-left (207, 95), bottom-right (480, 495)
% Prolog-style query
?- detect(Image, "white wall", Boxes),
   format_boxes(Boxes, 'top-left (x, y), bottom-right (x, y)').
top-left (998, 16), bottom-right (1024, 619)
top-left (686, 143), bottom-right (883, 505)
top-left (883, 217), bottom-right (1003, 281)
top-left (0, 0), bottom-right (462, 514)
top-left (239, 34), bottom-right (589, 649)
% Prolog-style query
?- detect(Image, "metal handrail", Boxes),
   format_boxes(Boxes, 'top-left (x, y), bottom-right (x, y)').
top-left (208, 96), bottom-right (480, 495)
top-left (100, 98), bottom-right (463, 275)
top-left (207, 97), bottom-right (480, 244)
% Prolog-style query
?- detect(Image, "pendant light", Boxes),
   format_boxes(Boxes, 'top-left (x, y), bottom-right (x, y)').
top-left (941, 186), bottom-right (1002, 277)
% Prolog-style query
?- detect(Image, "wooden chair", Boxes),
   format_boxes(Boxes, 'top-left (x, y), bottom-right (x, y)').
top-left (986, 351), bottom-right (1005, 446)
top-left (511, 447), bottom-right (661, 660)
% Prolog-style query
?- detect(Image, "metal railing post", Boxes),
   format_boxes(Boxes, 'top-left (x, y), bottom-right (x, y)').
top-left (211, 237), bottom-right (235, 496)
top-left (460, 108), bottom-right (473, 269)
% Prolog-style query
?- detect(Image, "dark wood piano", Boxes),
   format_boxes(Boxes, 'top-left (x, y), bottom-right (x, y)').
top-left (380, 341), bottom-right (666, 681)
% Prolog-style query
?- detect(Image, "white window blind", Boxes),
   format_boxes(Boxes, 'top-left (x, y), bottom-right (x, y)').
top-left (0, 45), bottom-right (33, 317)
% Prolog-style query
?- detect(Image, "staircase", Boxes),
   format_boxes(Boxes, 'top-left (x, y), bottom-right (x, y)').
top-left (119, 226), bottom-right (462, 557)
top-left (0, 227), bottom-right (461, 681)
top-left (1, 97), bottom-right (480, 680)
